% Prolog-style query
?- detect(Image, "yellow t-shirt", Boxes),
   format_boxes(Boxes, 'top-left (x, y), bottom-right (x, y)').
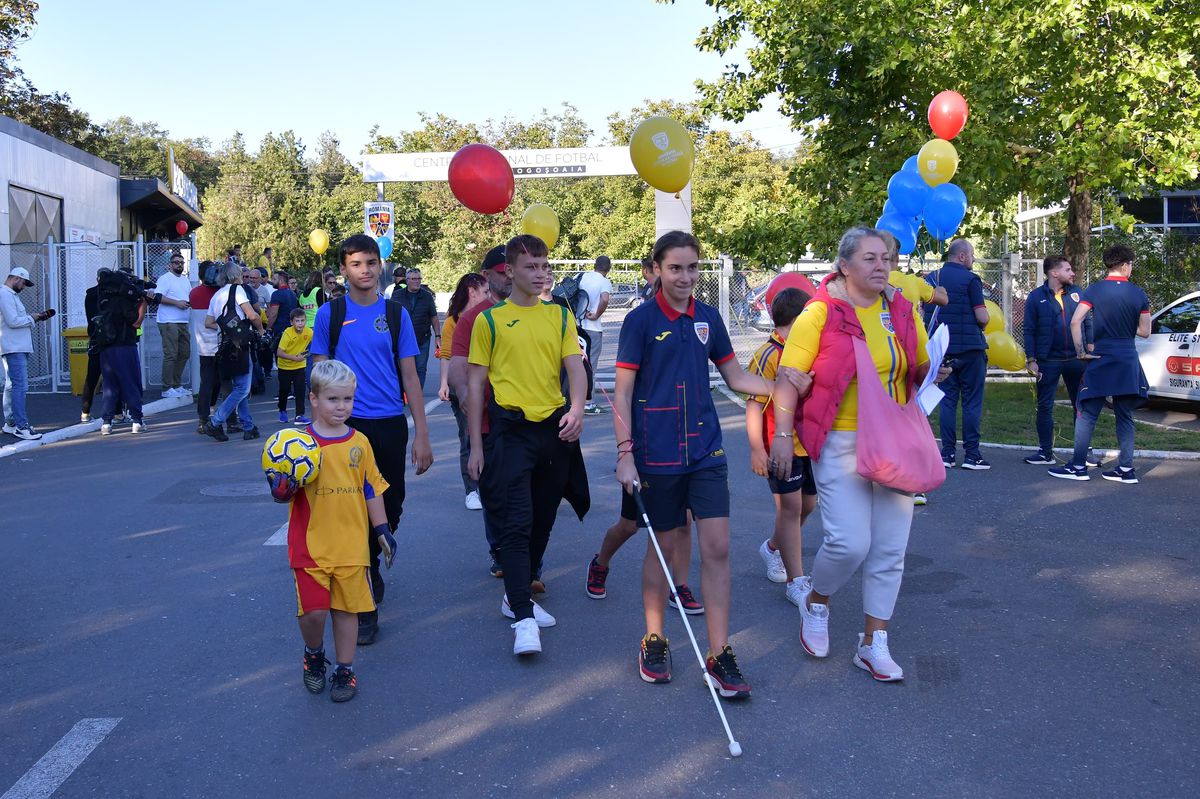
top-left (287, 429), bottom-right (388, 569)
top-left (439, 315), bottom-right (457, 360)
top-left (780, 296), bottom-right (930, 432)
top-left (747, 332), bottom-right (805, 457)
top-left (468, 299), bottom-right (581, 422)
top-left (276, 326), bottom-right (312, 371)
top-left (915, 279), bottom-right (935, 304)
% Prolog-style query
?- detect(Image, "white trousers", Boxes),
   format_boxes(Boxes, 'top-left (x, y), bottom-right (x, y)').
top-left (811, 431), bottom-right (914, 620)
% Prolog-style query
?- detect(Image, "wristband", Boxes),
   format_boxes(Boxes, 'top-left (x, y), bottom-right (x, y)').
top-left (774, 432), bottom-right (793, 438)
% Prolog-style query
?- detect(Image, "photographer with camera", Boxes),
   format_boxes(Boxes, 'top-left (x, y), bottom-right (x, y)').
top-left (202, 261), bottom-right (264, 442)
top-left (89, 266), bottom-right (153, 436)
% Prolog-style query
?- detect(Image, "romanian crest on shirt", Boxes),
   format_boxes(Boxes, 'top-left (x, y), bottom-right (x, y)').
top-left (373, 314), bottom-right (388, 333)
top-left (880, 311), bottom-right (894, 334)
top-left (694, 321), bottom-right (710, 344)
top-left (1070, 292), bottom-right (1080, 303)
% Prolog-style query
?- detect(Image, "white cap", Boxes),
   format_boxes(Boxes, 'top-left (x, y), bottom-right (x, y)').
top-left (7, 267), bottom-right (33, 287)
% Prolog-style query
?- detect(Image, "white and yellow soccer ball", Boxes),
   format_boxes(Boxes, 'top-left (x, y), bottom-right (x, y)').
top-left (261, 428), bottom-right (321, 487)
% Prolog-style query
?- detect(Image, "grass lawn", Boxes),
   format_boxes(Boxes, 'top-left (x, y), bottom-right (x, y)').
top-left (930, 382), bottom-right (1200, 452)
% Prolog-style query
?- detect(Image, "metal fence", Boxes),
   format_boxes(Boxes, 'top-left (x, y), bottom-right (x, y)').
top-left (0, 242), bottom-right (56, 392)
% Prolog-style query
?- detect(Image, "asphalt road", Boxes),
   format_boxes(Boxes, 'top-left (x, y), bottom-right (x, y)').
top-left (1, 371), bottom-right (1197, 798)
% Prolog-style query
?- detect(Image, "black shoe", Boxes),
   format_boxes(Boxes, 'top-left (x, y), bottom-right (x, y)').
top-left (329, 667), bottom-right (357, 702)
top-left (226, 421), bottom-right (244, 434)
top-left (586, 555), bottom-right (609, 599)
top-left (242, 426), bottom-right (260, 441)
top-left (667, 583), bottom-right (705, 615)
top-left (302, 649), bottom-right (329, 694)
top-left (941, 454), bottom-right (955, 469)
top-left (1101, 466), bottom-right (1138, 484)
top-left (204, 421), bottom-right (228, 442)
top-left (961, 456), bottom-right (991, 470)
top-left (1048, 463), bottom-right (1090, 481)
top-left (489, 558), bottom-right (504, 578)
top-left (639, 634), bottom-right (672, 684)
top-left (1085, 449), bottom-right (1102, 468)
top-left (197, 419), bottom-right (208, 435)
top-left (357, 611), bottom-right (379, 646)
top-left (1023, 451), bottom-right (1056, 465)
top-left (705, 644), bottom-right (751, 700)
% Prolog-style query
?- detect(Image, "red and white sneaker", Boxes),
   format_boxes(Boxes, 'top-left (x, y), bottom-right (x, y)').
top-left (667, 584), bottom-right (704, 615)
top-left (853, 631), bottom-right (904, 681)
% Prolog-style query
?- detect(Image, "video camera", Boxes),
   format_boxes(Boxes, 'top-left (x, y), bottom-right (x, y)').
top-left (97, 268), bottom-right (156, 304)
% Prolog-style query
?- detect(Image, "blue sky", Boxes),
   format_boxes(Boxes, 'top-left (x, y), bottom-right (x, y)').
top-left (16, 0), bottom-right (795, 159)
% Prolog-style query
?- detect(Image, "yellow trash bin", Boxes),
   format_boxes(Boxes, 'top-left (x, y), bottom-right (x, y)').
top-left (62, 326), bottom-right (91, 396)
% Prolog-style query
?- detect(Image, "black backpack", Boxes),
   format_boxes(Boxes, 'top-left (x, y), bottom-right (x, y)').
top-left (552, 273), bottom-right (590, 325)
top-left (326, 296), bottom-right (408, 397)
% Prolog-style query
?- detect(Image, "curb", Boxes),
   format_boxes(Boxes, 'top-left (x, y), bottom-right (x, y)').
top-left (714, 385), bottom-right (1200, 461)
top-left (0, 396), bottom-right (193, 460)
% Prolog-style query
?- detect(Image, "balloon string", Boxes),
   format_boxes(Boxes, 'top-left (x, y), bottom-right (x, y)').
top-left (596, 383), bottom-right (633, 445)
top-left (677, 193), bottom-right (692, 217)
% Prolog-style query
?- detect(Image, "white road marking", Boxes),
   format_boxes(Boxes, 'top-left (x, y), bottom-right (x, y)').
top-left (408, 397), bottom-right (442, 429)
top-left (2, 717), bottom-right (120, 799)
top-left (263, 523), bottom-right (288, 546)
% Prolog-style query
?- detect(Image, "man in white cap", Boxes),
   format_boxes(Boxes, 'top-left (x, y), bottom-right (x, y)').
top-left (1, 267), bottom-right (53, 440)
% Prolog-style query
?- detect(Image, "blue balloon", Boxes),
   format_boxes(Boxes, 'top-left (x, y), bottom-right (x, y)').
top-left (883, 199), bottom-right (900, 218)
top-left (876, 213), bottom-right (917, 255)
top-left (377, 235), bottom-right (394, 259)
top-left (902, 155), bottom-right (920, 173)
top-left (923, 183), bottom-right (968, 240)
top-left (887, 169), bottom-right (931, 218)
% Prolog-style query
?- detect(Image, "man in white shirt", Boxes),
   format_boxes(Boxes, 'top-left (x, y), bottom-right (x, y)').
top-left (1, 267), bottom-right (53, 440)
top-left (578, 255), bottom-right (612, 414)
top-left (153, 253), bottom-right (192, 397)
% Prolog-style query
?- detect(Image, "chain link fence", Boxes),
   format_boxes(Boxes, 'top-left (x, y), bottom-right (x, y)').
top-left (0, 242), bottom-right (55, 392)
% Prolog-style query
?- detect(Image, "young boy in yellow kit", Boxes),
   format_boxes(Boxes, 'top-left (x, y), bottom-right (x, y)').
top-left (284, 359), bottom-right (395, 702)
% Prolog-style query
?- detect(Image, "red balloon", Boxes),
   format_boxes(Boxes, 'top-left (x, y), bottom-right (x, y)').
top-left (175, 220), bottom-right (189, 236)
top-left (448, 144), bottom-right (515, 215)
top-left (765, 272), bottom-right (818, 309)
top-left (928, 90), bottom-right (968, 140)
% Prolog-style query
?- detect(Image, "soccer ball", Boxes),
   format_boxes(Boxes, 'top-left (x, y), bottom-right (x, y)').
top-left (261, 428), bottom-right (321, 487)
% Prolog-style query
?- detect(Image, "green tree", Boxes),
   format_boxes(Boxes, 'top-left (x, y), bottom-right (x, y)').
top-left (683, 0), bottom-right (1200, 265)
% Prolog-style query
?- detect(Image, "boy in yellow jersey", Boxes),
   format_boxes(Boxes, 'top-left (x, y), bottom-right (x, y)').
top-left (467, 234), bottom-right (588, 657)
top-left (275, 308), bottom-right (312, 424)
top-left (285, 360), bottom-right (394, 702)
top-left (745, 288), bottom-right (818, 604)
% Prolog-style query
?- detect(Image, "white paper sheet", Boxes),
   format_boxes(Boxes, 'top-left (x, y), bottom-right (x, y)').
top-left (917, 325), bottom-right (950, 416)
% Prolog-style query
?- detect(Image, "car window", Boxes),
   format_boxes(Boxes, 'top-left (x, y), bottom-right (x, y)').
top-left (1152, 298), bottom-right (1200, 334)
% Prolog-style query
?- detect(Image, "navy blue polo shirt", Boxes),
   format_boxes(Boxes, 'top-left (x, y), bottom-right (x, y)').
top-left (616, 292), bottom-right (735, 474)
top-left (1079, 276), bottom-right (1150, 343)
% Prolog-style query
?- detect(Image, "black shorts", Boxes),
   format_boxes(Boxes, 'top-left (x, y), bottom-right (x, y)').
top-left (620, 465), bottom-right (730, 531)
top-left (767, 455), bottom-right (817, 496)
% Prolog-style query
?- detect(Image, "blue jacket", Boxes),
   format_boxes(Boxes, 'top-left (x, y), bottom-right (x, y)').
top-left (1022, 281), bottom-right (1092, 361)
top-left (926, 262), bottom-right (986, 355)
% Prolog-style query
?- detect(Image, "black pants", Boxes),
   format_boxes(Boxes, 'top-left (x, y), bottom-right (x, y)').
top-left (347, 414), bottom-right (408, 605)
top-left (98, 345), bottom-right (143, 423)
top-left (81, 352), bottom-right (103, 415)
top-left (479, 404), bottom-right (569, 621)
top-left (277, 369), bottom-right (306, 416)
top-left (197, 355), bottom-right (221, 421)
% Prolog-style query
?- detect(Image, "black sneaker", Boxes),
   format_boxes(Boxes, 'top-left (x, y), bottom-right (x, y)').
top-left (489, 558), bottom-right (504, 578)
top-left (329, 667), bottom-right (357, 702)
top-left (204, 421), bottom-right (228, 442)
top-left (941, 454), bottom-right (955, 469)
top-left (639, 634), bottom-right (672, 684)
top-left (1101, 466), bottom-right (1138, 484)
top-left (242, 426), bottom-right (260, 441)
top-left (1048, 463), bottom-right (1090, 481)
top-left (302, 649), bottom-right (329, 694)
top-left (357, 611), bottom-right (379, 646)
top-left (1023, 451), bottom-right (1056, 465)
top-left (961, 456), bottom-right (991, 470)
top-left (705, 644), bottom-right (751, 700)
top-left (196, 419), bottom-right (208, 435)
top-left (667, 584), bottom-right (704, 615)
top-left (1085, 450), bottom-right (1102, 468)
top-left (226, 421), bottom-right (244, 434)
top-left (586, 555), bottom-right (609, 599)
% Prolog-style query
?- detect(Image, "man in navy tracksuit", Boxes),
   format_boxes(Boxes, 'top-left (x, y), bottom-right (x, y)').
top-left (1021, 256), bottom-right (1094, 465)
top-left (925, 239), bottom-right (991, 470)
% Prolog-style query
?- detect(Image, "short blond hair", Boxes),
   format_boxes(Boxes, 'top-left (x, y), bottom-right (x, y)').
top-left (309, 359), bottom-right (356, 396)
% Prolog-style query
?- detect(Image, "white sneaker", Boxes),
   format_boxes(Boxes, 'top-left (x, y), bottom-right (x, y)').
top-left (465, 490), bottom-right (482, 510)
top-left (131, 422), bottom-right (146, 434)
top-left (758, 539), bottom-right (787, 583)
top-left (100, 423), bottom-right (113, 436)
top-left (798, 583), bottom-right (830, 658)
top-left (1, 422), bottom-right (16, 435)
top-left (501, 594), bottom-right (556, 627)
top-left (512, 618), bottom-right (541, 655)
top-left (12, 426), bottom-right (41, 441)
top-left (786, 576), bottom-right (809, 608)
top-left (854, 631), bottom-right (904, 681)
top-left (162, 388), bottom-right (176, 398)
top-left (81, 413), bottom-right (90, 423)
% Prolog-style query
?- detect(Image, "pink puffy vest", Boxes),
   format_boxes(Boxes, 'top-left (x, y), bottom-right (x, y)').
top-left (797, 274), bottom-right (921, 461)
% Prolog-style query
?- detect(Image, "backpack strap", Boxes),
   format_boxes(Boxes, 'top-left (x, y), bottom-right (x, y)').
top-left (560, 303), bottom-right (568, 340)
top-left (327, 296), bottom-right (347, 358)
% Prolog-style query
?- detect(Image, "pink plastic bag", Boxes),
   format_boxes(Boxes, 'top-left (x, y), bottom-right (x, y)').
top-left (852, 336), bottom-right (946, 493)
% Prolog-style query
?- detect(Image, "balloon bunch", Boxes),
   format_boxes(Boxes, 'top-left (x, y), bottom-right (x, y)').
top-left (877, 91), bottom-right (970, 255)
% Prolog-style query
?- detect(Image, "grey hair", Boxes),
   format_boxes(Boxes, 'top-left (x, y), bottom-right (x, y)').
top-left (406, 267), bottom-right (421, 277)
top-left (835, 227), bottom-right (885, 275)
top-left (216, 261), bottom-right (242, 286)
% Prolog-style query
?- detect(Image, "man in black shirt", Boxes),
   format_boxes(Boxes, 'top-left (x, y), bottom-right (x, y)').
top-left (393, 267), bottom-right (439, 389)
top-left (88, 267), bottom-right (150, 435)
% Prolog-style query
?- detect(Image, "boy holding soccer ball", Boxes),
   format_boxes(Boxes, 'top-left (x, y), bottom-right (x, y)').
top-left (274, 359), bottom-right (395, 702)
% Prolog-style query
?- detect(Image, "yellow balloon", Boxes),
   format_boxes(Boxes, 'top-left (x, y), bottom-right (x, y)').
top-left (986, 331), bottom-right (1026, 371)
top-left (519, 203), bottom-right (560, 250)
top-left (308, 229), bottom-right (330, 256)
top-left (629, 116), bottom-right (695, 194)
top-left (983, 299), bottom-right (1005, 334)
top-left (917, 138), bottom-right (959, 187)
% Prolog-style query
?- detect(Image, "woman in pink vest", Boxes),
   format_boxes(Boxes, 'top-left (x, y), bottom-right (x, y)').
top-left (768, 227), bottom-right (945, 682)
